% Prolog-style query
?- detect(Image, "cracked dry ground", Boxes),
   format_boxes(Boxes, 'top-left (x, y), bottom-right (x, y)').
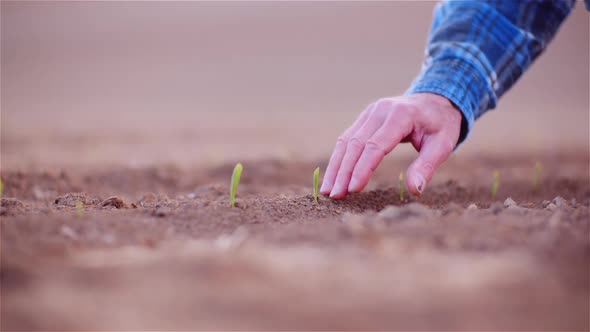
top-left (1, 155), bottom-right (589, 330)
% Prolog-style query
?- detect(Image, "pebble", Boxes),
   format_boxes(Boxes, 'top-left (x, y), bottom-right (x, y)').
top-left (542, 200), bottom-right (551, 208)
top-left (552, 196), bottom-right (567, 208)
top-left (546, 203), bottom-right (558, 211)
top-left (503, 197), bottom-right (517, 208)
top-left (467, 203), bottom-right (478, 210)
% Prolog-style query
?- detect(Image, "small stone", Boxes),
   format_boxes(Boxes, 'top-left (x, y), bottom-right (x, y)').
top-left (542, 200), bottom-right (551, 208)
top-left (503, 197), bottom-right (517, 208)
top-left (552, 196), bottom-right (567, 208)
top-left (60, 225), bottom-right (78, 240)
top-left (546, 203), bottom-right (558, 211)
top-left (467, 204), bottom-right (478, 210)
top-left (187, 192), bottom-right (197, 199)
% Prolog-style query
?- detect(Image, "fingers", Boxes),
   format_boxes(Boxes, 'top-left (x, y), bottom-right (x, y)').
top-left (320, 106), bottom-right (372, 194)
top-left (329, 104), bottom-right (389, 198)
top-left (348, 113), bottom-right (411, 193)
top-left (405, 134), bottom-right (455, 196)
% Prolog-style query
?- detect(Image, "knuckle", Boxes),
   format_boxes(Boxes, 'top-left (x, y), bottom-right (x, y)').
top-left (347, 136), bottom-right (365, 150)
top-left (336, 136), bottom-right (349, 145)
top-left (421, 161), bottom-right (434, 174)
top-left (365, 140), bottom-right (387, 155)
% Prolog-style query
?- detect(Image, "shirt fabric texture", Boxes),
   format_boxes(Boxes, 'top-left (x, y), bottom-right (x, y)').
top-left (406, 0), bottom-right (586, 145)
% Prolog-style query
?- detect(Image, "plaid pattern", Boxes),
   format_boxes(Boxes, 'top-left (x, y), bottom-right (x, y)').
top-left (407, 0), bottom-right (580, 145)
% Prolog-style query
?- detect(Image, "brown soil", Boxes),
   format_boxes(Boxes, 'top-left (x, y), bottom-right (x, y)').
top-left (1, 154), bottom-right (589, 330)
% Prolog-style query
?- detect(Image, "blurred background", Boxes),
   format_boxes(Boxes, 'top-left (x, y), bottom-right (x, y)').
top-left (1, 1), bottom-right (588, 170)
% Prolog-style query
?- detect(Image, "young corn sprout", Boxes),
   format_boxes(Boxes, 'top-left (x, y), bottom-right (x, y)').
top-left (313, 167), bottom-right (320, 203)
top-left (491, 170), bottom-right (500, 199)
top-left (75, 200), bottom-right (84, 217)
top-left (0, 178), bottom-right (3, 197)
top-left (399, 172), bottom-right (405, 201)
top-left (533, 161), bottom-right (542, 192)
top-left (229, 163), bottom-right (243, 207)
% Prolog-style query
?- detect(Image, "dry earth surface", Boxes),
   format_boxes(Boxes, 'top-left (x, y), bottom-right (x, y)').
top-left (1, 154), bottom-right (589, 330)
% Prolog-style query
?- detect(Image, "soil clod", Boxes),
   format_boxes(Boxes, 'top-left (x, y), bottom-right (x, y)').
top-left (54, 192), bottom-right (100, 207)
top-left (0, 198), bottom-right (26, 216)
top-left (101, 196), bottom-right (126, 209)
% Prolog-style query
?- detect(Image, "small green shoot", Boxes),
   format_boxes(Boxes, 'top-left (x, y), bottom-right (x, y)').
top-left (399, 172), bottom-right (404, 201)
top-left (533, 161), bottom-right (542, 192)
top-left (229, 163), bottom-right (243, 207)
top-left (491, 170), bottom-right (500, 199)
top-left (75, 200), bottom-right (84, 217)
top-left (313, 167), bottom-right (320, 203)
top-left (0, 178), bottom-right (3, 197)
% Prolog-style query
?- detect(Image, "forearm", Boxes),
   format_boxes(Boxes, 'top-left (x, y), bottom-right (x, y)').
top-left (407, 0), bottom-right (575, 146)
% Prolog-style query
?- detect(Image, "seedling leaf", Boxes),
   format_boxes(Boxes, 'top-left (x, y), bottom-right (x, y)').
top-left (0, 178), bottom-right (3, 197)
top-left (76, 200), bottom-right (84, 217)
top-left (491, 170), bottom-right (500, 199)
top-left (230, 163), bottom-right (243, 207)
top-left (533, 161), bottom-right (542, 192)
top-left (399, 172), bottom-right (404, 201)
top-left (313, 167), bottom-right (320, 203)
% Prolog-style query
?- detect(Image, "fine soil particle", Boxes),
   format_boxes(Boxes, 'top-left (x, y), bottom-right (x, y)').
top-left (1, 155), bottom-right (589, 330)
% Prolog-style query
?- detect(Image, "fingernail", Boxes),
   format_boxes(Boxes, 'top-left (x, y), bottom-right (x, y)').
top-left (415, 174), bottom-right (426, 194)
top-left (348, 177), bottom-right (359, 192)
top-left (330, 184), bottom-right (342, 198)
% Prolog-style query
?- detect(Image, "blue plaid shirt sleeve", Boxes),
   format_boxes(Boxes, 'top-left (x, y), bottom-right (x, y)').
top-left (406, 0), bottom-right (576, 145)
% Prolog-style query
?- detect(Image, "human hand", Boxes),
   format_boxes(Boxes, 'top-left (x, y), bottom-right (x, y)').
top-left (320, 93), bottom-right (462, 199)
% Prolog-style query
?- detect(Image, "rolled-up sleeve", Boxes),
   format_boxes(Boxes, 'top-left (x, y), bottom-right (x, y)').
top-left (407, 0), bottom-right (575, 146)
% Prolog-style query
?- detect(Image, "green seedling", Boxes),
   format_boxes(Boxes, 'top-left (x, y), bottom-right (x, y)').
top-left (75, 200), bottom-right (84, 217)
top-left (533, 161), bottom-right (542, 192)
top-left (0, 178), bottom-right (3, 197)
top-left (399, 172), bottom-right (405, 201)
top-left (229, 163), bottom-right (243, 207)
top-left (313, 167), bottom-right (320, 203)
top-left (491, 170), bottom-right (500, 199)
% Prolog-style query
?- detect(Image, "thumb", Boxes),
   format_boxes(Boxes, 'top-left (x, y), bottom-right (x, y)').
top-left (405, 136), bottom-right (454, 196)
